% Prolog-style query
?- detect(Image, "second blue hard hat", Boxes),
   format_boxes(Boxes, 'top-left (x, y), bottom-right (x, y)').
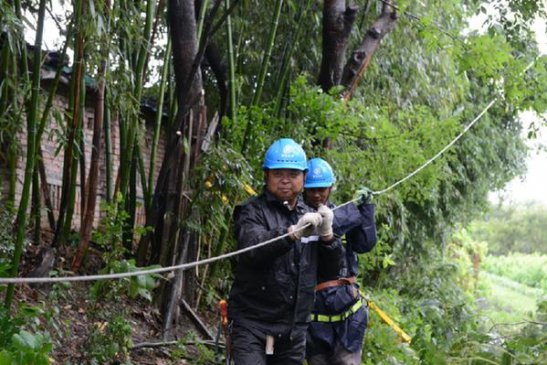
top-left (304, 158), bottom-right (335, 188)
top-left (263, 138), bottom-right (308, 171)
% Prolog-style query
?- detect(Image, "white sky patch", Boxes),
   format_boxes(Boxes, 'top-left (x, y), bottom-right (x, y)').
top-left (490, 111), bottom-right (547, 207)
top-left (468, 5), bottom-right (547, 207)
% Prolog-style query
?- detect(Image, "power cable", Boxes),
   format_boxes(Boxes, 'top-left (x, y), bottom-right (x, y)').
top-left (372, 99), bottom-right (496, 195)
top-left (0, 96), bottom-right (501, 285)
top-left (0, 56), bottom-right (538, 285)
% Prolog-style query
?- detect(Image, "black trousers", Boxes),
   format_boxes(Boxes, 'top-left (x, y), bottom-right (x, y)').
top-left (230, 322), bottom-right (307, 365)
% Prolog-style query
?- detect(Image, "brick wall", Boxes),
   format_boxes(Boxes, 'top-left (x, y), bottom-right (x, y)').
top-left (7, 89), bottom-right (166, 233)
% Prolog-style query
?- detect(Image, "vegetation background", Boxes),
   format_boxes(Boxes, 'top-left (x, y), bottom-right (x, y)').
top-left (0, 0), bottom-right (546, 364)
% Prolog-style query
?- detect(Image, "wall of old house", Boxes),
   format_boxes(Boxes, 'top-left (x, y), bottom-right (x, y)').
top-left (7, 88), bottom-right (166, 233)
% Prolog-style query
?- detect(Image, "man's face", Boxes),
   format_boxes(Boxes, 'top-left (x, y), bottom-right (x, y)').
top-left (304, 187), bottom-right (332, 209)
top-left (265, 169), bottom-right (304, 203)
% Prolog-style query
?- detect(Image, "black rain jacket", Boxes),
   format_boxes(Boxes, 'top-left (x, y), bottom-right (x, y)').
top-left (228, 190), bottom-right (343, 332)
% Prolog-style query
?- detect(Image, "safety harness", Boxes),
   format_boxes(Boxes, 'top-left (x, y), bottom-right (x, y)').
top-left (311, 297), bottom-right (365, 322)
top-left (311, 276), bottom-right (365, 323)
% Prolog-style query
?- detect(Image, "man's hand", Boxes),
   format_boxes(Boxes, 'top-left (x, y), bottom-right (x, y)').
top-left (317, 204), bottom-right (334, 239)
top-left (354, 186), bottom-right (373, 205)
top-left (289, 212), bottom-right (323, 240)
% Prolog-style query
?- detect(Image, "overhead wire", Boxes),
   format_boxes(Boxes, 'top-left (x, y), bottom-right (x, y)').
top-left (0, 8), bottom-right (539, 286)
top-left (0, 95), bottom-right (503, 285)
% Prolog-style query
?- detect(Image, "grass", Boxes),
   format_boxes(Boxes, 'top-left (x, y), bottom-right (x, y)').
top-left (482, 253), bottom-right (547, 290)
top-left (477, 271), bottom-right (545, 328)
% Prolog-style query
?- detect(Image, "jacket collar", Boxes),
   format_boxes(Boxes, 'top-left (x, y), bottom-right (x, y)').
top-left (263, 189), bottom-right (307, 213)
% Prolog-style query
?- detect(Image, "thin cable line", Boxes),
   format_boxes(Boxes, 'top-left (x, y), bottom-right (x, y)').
top-left (0, 99), bottom-right (494, 285)
top-left (0, 59), bottom-right (537, 285)
top-left (371, 57), bottom-right (538, 195)
top-left (0, 230), bottom-right (293, 284)
top-left (372, 98), bottom-right (497, 195)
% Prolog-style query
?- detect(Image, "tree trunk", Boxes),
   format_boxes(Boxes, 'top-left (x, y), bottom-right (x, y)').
top-left (341, 0), bottom-right (397, 96)
top-left (318, 0), bottom-right (397, 149)
top-left (145, 0), bottom-right (206, 338)
top-left (73, 55), bottom-right (108, 271)
top-left (317, 0), bottom-right (358, 92)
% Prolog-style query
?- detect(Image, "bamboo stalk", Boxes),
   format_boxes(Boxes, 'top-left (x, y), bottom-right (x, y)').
top-left (33, 35), bottom-right (70, 232)
top-left (250, 0), bottom-right (283, 107)
top-left (79, 120), bottom-right (86, 227)
top-left (273, 0), bottom-right (313, 117)
top-left (196, 0), bottom-right (210, 44)
top-left (241, 0), bottom-right (283, 152)
top-left (1, 0), bottom-right (30, 212)
top-left (119, 0), bottom-right (157, 199)
top-left (31, 165), bottom-right (41, 245)
top-left (74, 11), bottom-right (111, 270)
top-left (147, 39), bottom-right (171, 212)
top-left (104, 90), bottom-right (113, 203)
top-left (225, 0), bottom-right (236, 122)
top-left (61, 63), bottom-right (86, 244)
top-left (37, 151), bottom-right (56, 231)
top-left (4, 0), bottom-right (47, 308)
top-left (54, 0), bottom-right (86, 246)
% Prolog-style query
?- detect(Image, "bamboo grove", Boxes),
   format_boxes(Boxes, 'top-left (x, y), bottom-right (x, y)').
top-left (1, 0), bottom-right (546, 341)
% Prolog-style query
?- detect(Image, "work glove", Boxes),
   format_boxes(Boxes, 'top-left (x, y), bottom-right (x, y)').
top-left (289, 212), bottom-right (323, 240)
top-left (354, 186), bottom-right (374, 205)
top-left (317, 204), bottom-right (334, 238)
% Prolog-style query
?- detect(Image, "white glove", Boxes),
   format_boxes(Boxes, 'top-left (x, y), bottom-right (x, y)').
top-left (289, 212), bottom-right (323, 240)
top-left (317, 204), bottom-right (334, 238)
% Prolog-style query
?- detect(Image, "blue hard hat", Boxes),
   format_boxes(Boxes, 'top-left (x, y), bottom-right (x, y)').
top-left (263, 138), bottom-right (307, 171)
top-left (304, 158), bottom-right (335, 188)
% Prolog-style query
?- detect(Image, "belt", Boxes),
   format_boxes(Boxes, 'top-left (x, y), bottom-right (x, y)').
top-left (311, 298), bottom-right (365, 323)
top-left (315, 276), bottom-right (356, 292)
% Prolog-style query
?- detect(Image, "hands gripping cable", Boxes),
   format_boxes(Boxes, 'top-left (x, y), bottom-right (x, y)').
top-left (317, 204), bottom-right (334, 240)
top-left (0, 194), bottom-right (366, 284)
top-left (288, 212), bottom-right (322, 240)
top-left (288, 204), bottom-right (334, 241)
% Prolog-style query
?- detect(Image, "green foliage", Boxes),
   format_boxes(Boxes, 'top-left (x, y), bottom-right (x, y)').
top-left (363, 236), bottom-right (481, 363)
top-left (169, 332), bottom-right (222, 365)
top-left (86, 314), bottom-right (133, 365)
top-left (92, 193), bottom-right (131, 263)
top-left (186, 142), bottom-right (257, 300)
top-left (459, 34), bottom-right (513, 82)
top-left (362, 289), bottom-right (420, 365)
top-left (0, 305), bottom-right (53, 365)
top-left (90, 258), bottom-right (159, 302)
top-left (90, 195), bottom-right (158, 302)
top-left (363, 228), bottom-right (546, 364)
top-left (483, 253), bottom-right (547, 290)
top-left (469, 203), bottom-right (547, 254)
top-left (4, 331), bottom-right (52, 365)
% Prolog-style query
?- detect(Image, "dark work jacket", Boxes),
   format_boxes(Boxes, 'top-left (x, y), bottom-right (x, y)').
top-left (228, 190), bottom-right (343, 335)
top-left (332, 202), bottom-right (377, 277)
top-left (307, 202), bottom-right (377, 356)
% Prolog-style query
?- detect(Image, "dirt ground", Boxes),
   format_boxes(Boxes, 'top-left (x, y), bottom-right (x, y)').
top-left (11, 243), bottom-right (225, 364)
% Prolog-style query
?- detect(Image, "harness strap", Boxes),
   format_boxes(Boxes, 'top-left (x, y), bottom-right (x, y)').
top-left (315, 276), bottom-right (356, 292)
top-left (311, 298), bottom-right (365, 323)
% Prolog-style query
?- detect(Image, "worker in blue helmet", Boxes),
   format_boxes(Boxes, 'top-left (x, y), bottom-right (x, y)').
top-left (303, 158), bottom-right (377, 365)
top-left (228, 139), bottom-right (343, 365)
